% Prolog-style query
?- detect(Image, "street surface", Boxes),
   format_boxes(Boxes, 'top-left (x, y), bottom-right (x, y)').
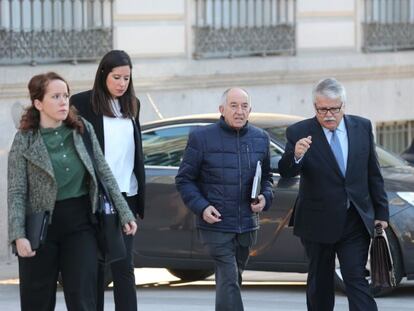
top-left (0, 261), bottom-right (413, 310)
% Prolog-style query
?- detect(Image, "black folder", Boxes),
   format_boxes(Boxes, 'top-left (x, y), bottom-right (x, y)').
top-left (251, 161), bottom-right (262, 203)
top-left (25, 211), bottom-right (50, 250)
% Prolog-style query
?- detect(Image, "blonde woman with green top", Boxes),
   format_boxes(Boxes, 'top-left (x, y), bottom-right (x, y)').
top-left (8, 72), bottom-right (137, 311)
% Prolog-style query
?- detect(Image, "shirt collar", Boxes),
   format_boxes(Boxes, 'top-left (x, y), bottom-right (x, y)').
top-left (110, 98), bottom-right (122, 117)
top-left (218, 116), bottom-right (249, 136)
top-left (322, 117), bottom-right (346, 135)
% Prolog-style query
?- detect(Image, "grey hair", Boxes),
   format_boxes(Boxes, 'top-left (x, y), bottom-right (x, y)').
top-left (312, 78), bottom-right (346, 104)
top-left (220, 87), bottom-right (251, 107)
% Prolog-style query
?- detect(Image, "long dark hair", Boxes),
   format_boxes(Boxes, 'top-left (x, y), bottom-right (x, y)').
top-left (20, 72), bottom-right (83, 132)
top-left (92, 50), bottom-right (138, 118)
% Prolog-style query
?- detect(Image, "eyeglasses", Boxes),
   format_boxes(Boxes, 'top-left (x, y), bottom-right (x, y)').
top-left (314, 104), bottom-right (343, 115)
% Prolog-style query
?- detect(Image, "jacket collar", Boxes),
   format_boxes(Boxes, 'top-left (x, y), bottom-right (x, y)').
top-left (309, 117), bottom-right (344, 178)
top-left (23, 130), bottom-right (55, 178)
top-left (218, 116), bottom-right (249, 136)
top-left (309, 115), bottom-right (358, 179)
top-left (22, 127), bottom-right (96, 185)
top-left (72, 127), bottom-right (97, 186)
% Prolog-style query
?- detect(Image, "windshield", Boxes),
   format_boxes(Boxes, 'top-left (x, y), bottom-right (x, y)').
top-left (376, 145), bottom-right (408, 168)
top-left (265, 126), bottom-right (289, 146)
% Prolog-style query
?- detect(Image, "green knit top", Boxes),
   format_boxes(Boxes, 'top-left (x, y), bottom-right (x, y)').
top-left (40, 124), bottom-right (89, 201)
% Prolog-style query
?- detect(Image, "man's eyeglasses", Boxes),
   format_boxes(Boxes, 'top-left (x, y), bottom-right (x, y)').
top-left (314, 104), bottom-right (343, 115)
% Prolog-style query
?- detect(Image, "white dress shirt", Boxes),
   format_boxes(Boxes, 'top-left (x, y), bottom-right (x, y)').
top-left (103, 99), bottom-right (138, 196)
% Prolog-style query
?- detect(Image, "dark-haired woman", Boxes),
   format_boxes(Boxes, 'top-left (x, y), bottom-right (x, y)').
top-left (70, 50), bottom-right (145, 311)
top-left (8, 72), bottom-right (137, 311)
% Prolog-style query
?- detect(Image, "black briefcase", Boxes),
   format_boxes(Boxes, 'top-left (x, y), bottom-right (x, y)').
top-left (370, 224), bottom-right (396, 288)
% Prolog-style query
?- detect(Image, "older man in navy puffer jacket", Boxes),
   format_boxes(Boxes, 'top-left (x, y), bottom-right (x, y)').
top-left (176, 88), bottom-right (273, 311)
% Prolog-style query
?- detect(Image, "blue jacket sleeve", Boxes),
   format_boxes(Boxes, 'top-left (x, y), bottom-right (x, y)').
top-left (175, 131), bottom-right (210, 217)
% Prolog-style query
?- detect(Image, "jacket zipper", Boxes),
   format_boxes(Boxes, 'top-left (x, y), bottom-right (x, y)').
top-left (246, 145), bottom-right (251, 169)
top-left (237, 132), bottom-right (242, 233)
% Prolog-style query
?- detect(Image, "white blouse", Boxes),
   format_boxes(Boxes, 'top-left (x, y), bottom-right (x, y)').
top-left (103, 99), bottom-right (138, 196)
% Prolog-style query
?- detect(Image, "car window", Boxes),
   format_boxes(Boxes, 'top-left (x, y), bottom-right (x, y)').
top-left (376, 145), bottom-right (408, 168)
top-left (270, 143), bottom-right (284, 171)
top-left (142, 126), bottom-right (196, 167)
top-left (265, 126), bottom-right (289, 146)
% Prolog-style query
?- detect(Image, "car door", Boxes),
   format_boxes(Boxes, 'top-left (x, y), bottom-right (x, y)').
top-left (192, 141), bottom-right (307, 269)
top-left (134, 124), bottom-right (200, 258)
top-left (248, 142), bottom-right (307, 271)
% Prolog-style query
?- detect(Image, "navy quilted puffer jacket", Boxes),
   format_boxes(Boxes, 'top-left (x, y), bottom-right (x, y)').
top-left (175, 117), bottom-right (273, 233)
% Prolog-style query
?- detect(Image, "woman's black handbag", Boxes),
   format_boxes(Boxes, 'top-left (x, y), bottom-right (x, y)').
top-left (370, 224), bottom-right (396, 288)
top-left (95, 183), bottom-right (127, 264)
top-left (81, 125), bottom-right (126, 264)
top-left (26, 211), bottom-right (50, 250)
top-left (12, 211), bottom-right (50, 254)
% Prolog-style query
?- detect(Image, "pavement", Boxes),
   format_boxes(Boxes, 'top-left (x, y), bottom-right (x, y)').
top-left (0, 258), bottom-right (18, 282)
top-left (0, 257), bottom-right (309, 286)
top-left (1, 258), bottom-right (413, 311)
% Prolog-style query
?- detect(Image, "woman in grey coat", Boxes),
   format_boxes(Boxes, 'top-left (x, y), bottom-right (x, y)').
top-left (8, 72), bottom-right (137, 311)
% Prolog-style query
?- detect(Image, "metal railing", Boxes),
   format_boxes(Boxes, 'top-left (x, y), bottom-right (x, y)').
top-left (193, 0), bottom-right (296, 59)
top-left (363, 0), bottom-right (414, 52)
top-left (376, 120), bottom-right (414, 153)
top-left (0, 0), bottom-right (113, 65)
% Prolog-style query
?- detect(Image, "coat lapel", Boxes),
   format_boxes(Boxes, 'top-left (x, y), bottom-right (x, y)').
top-left (308, 117), bottom-right (344, 178)
top-left (84, 102), bottom-right (105, 153)
top-left (72, 131), bottom-right (97, 186)
top-left (344, 115), bottom-right (358, 178)
top-left (94, 114), bottom-right (105, 153)
top-left (23, 132), bottom-right (55, 178)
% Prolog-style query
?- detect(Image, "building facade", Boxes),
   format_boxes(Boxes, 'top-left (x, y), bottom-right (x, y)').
top-left (0, 0), bottom-right (414, 259)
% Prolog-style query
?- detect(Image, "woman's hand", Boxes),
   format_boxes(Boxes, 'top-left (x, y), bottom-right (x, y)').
top-left (123, 221), bottom-right (137, 235)
top-left (15, 238), bottom-right (36, 257)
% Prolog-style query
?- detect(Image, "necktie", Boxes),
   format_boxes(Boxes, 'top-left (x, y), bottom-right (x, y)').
top-left (330, 130), bottom-right (346, 176)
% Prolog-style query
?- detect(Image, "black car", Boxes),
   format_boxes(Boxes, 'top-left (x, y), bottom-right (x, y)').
top-left (133, 113), bottom-right (414, 296)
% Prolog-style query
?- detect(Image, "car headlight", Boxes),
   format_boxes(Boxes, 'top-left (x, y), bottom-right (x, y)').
top-left (395, 192), bottom-right (414, 206)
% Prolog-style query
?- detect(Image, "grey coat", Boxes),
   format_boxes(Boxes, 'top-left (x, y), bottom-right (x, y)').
top-left (8, 120), bottom-right (135, 244)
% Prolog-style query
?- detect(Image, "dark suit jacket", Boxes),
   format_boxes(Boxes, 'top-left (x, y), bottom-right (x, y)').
top-left (278, 115), bottom-right (389, 243)
top-left (70, 90), bottom-right (146, 219)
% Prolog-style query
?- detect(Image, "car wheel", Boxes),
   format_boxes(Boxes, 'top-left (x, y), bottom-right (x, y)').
top-left (167, 269), bottom-right (214, 281)
top-left (334, 228), bottom-right (404, 297)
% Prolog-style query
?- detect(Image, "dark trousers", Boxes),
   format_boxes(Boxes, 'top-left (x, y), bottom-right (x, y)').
top-left (18, 195), bottom-right (98, 311)
top-left (302, 206), bottom-right (377, 311)
top-left (97, 194), bottom-right (137, 311)
top-left (199, 229), bottom-right (257, 311)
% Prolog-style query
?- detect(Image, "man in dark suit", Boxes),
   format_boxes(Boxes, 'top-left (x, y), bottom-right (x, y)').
top-left (278, 78), bottom-right (389, 311)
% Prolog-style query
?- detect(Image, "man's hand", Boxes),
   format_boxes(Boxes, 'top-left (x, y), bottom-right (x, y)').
top-left (202, 205), bottom-right (222, 224)
top-left (15, 238), bottom-right (36, 257)
top-left (375, 220), bottom-right (388, 230)
top-left (123, 221), bottom-right (137, 235)
top-left (251, 194), bottom-right (266, 213)
top-left (294, 136), bottom-right (312, 160)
